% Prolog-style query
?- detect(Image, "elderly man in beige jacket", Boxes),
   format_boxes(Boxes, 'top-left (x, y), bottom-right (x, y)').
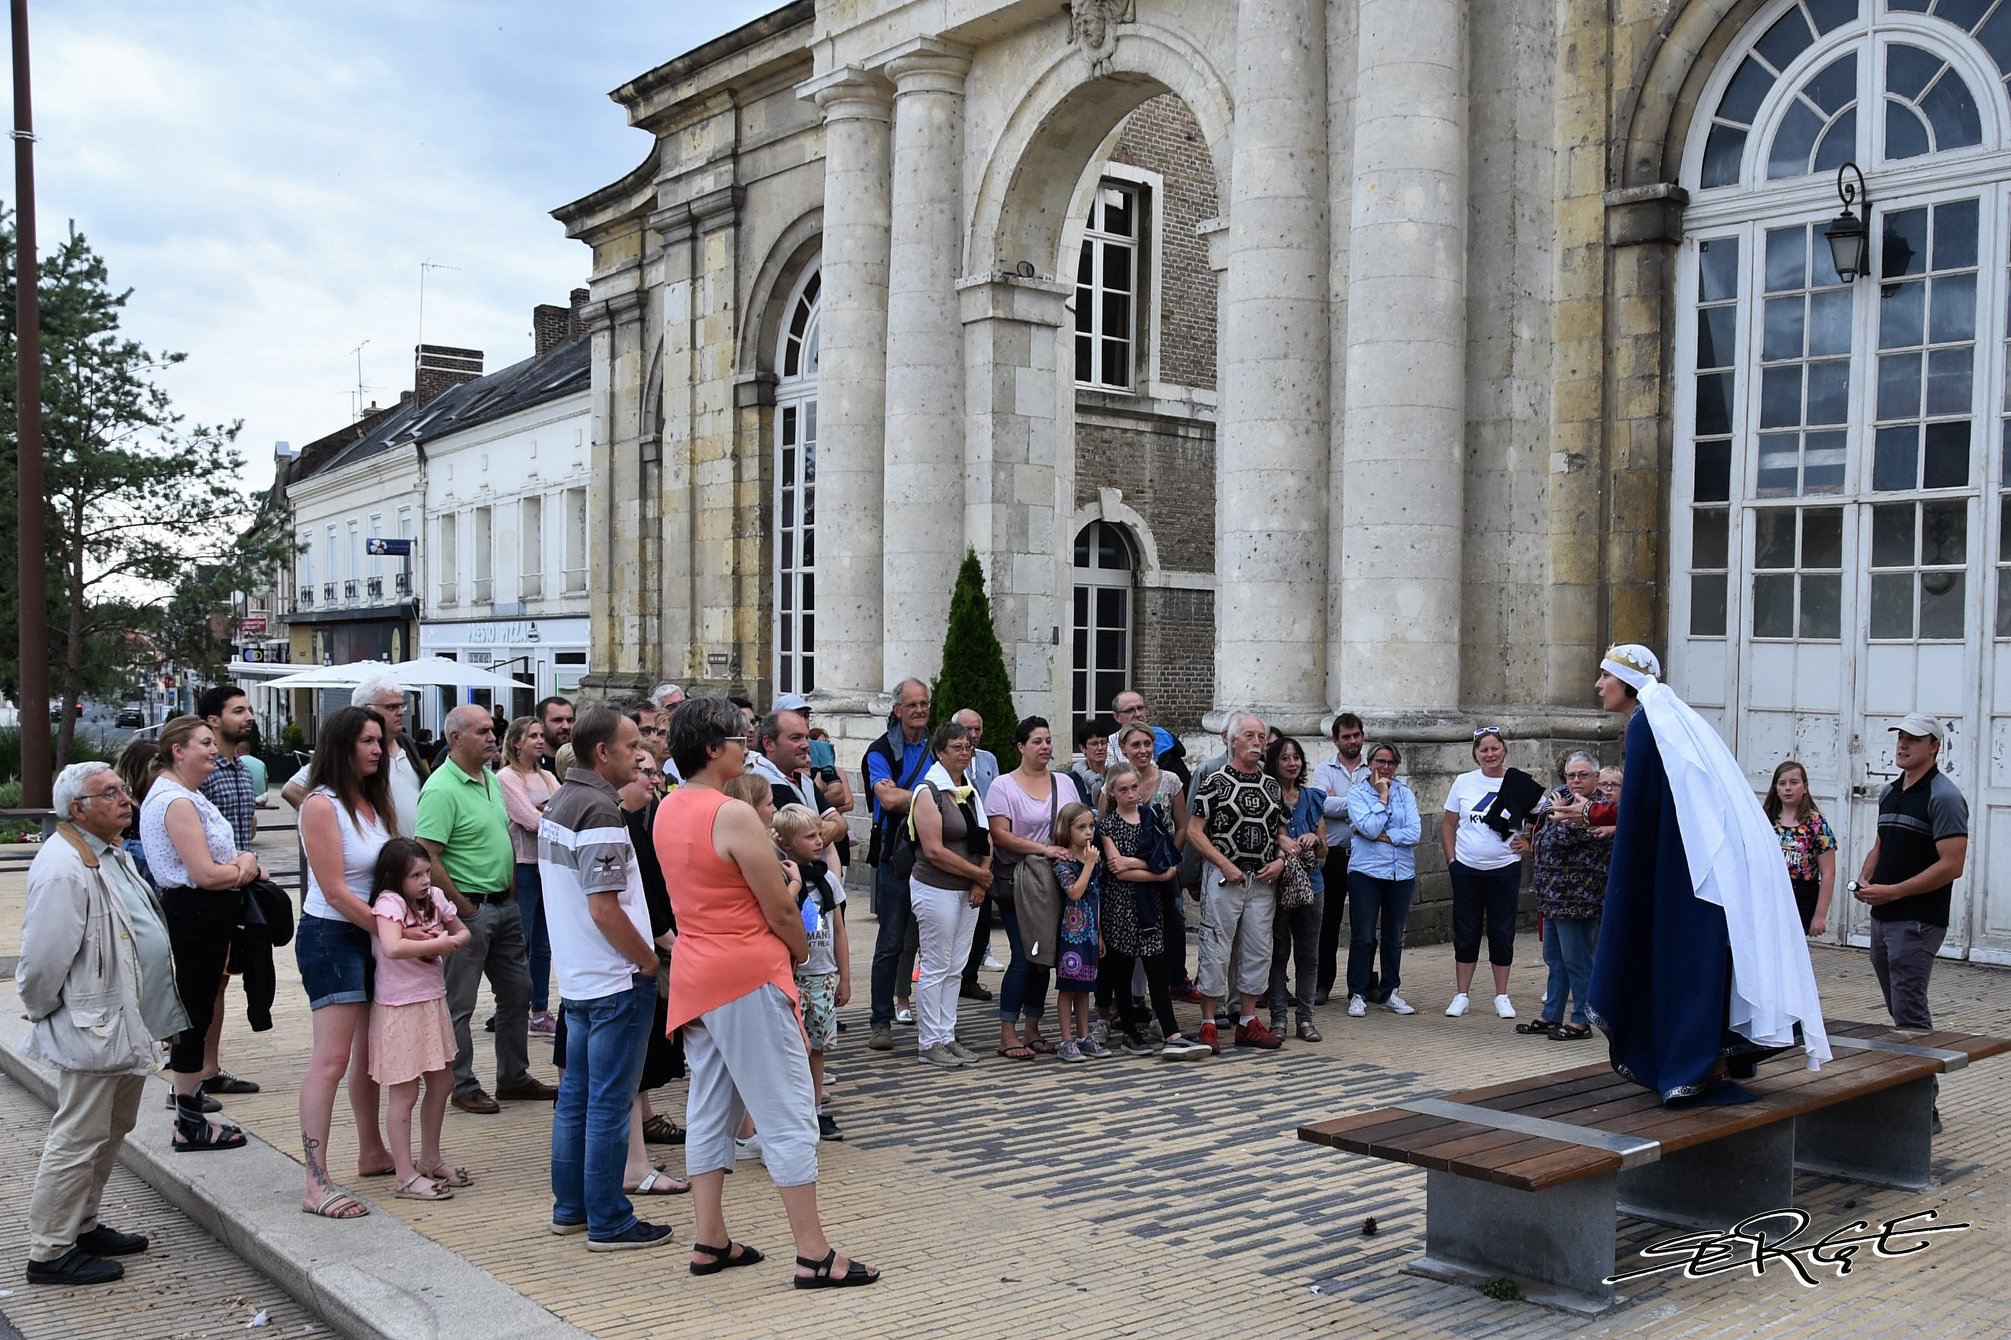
top-left (20, 762), bottom-right (190, 1287)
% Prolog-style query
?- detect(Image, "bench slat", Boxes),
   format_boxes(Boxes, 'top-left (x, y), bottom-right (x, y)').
top-left (1434, 1061), bottom-right (1612, 1105)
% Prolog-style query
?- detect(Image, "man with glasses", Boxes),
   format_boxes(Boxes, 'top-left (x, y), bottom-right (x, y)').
top-left (865, 679), bottom-right (935, 1050)
top-left (418, 705), bottom-right (555, 1114)
top-left (21, 764), bottom-right (190, 1286)
top-left (281, 675), bottom-right (425, 832)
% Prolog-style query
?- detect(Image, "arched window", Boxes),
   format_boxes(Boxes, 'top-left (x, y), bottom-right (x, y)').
top-left (775, 269), bottom-right (819, 694)
top-left (1673, 0), bottom-right (2011, 955)
top-left (1071, 520), bottom-right (1134, 722)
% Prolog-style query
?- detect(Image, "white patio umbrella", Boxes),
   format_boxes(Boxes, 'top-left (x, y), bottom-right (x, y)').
top-left (262, 659), bottom-right (395, 690)
top-left (389, 657), bottom-right (525, 692)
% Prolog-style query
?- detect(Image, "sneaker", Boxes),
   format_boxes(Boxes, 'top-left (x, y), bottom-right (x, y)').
top-left (1081, 1037), bottom-right (1115, 1059)
top-left (918, 1043), bottom-right (964, 1069)
top-left (1494, 994), bottom-right (1516, 1019)
top-left (734, 1134), bottom-right (763, 1160)
top-left (1382, 993), bottom-right (1416, 1015)
top-left (944, 1039), bottom-right (979, 1062)
top-left (818, 1112), bottom-right (844, 1141)
top-left (1160, 1036), bottom-right (1210, 1060)
top-left (1347, 995), bottom-right (1367, 1017)
top-left (895, 1006), bottom-right (915, 1025)
top-left (1120, 1036), bottom-right (1157, 1056)
top-left (586, 1221), bottom-right (676, 1253)
top-left (1171, 980), bottom-right (1205, 1004)
top-left (1235, 1019), bottom-right (1284, 1050)
top-left (1197, 1021), bottom-right (1221, 1054)
top-left (958, 981), bottom-right (994, 1001)
top-left (868, 1028), bottom-right (894, 1052)
top-left (25, 1245), bottom-right (124, 1286)
top-left (528, 1012), bottom-right (557, 1036)
top-left (1445, 993), bottom-right (1470, 1018)
top-left (549, 1219), bottom-right (588, 1236)
top-left (1058, 1039), bottom-right (1085, 1063)
top-left (981, 953), bottom-right (1005, 972)
top-left (1089, 1019), bottom-right (1110, 1047)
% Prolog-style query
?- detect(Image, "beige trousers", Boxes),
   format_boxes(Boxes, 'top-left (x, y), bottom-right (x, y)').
top-left (28, 1070), bottom-right (146, 1261)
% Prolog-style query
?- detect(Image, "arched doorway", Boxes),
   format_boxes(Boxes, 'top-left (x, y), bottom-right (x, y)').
top-left (1072, 519), bottom-right (1135, 722)
top-left (1669, 0), bottom-right (2009, 958)
top-left (774, 267), bottom-right (820, 695)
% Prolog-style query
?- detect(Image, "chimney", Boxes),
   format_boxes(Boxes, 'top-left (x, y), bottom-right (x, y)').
top-left (413, 344), bottom-right (483, 406)
top-left (532, 304), bottom-right (570, 357)
top-left (570, 287), bottom-right (590, 339)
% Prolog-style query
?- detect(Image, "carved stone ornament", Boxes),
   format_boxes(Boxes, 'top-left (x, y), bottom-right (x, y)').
top-left (1069, 0), bottom-right (1131, 77)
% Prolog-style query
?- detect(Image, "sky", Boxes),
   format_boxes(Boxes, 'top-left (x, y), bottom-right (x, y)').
top-left (3, 0), bottom-right (779, 492)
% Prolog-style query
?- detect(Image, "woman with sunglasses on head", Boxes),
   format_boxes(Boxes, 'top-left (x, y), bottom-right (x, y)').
top-left (1440, 728), bottom-right (1524, 1019)
top-left (498, 716), bottom-right (561, 1036)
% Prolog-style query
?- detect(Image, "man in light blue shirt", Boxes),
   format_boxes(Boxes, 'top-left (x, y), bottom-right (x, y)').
top-left (1312, 712), bottom-right (1370, 1002)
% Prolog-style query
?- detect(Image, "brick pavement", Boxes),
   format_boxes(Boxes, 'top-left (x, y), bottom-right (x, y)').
top-left (3, 825), bottom-right (2009, 1337)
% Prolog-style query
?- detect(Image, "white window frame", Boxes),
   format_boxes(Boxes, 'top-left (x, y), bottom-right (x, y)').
top-left (1071, 520), bottom-right (1135, 724)
top-left (1075, 178), bottom-right (1147, 392)
top-left (774, 266), bottom-right (820, 695)
top-left (562, 487), bottom-right (588, 595)
top-left (520, 494), bottom-right (544, 600)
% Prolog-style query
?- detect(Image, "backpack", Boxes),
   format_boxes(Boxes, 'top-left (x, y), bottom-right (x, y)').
top-left (862, 732), bottom-right (929, 872)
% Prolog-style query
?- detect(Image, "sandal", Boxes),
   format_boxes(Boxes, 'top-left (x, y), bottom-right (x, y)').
top-left (1025, 1036), bottom-right (1057, 1055)
top-left (626, 1170), bottom-right (691, 1195)
top-left (424, 1163), bottom-right (473, 1187)
top-left (301, 1189), bottom-right (370, 1219)
top-left (1297, 1023), bottom-right (1323, 1042)
top-left (642, 1114), bottom-right (685, 1145)
top-left (995, 1044), bottom-right (1036, 1061)
top-left (171, 1119), bottom-right (247, 1153)
top-left (1515, 1019), bottom-right (1561, 1036)
top-left (690, 1240), bottom-right (764, 1276)
top-left (793, 1247), bottom-right (879, 1289)
top-left (1550, 1022), bottom-right (1593, 1040)
top-left (394, 1173), bottom-right (453, 1201)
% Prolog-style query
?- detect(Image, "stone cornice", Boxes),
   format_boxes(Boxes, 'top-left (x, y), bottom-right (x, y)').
top-left (881, 37), bottom-right (974, 95)
top-left (799, 66), bottom-right (893, 121)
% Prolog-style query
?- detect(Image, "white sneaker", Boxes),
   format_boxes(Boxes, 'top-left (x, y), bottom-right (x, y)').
top-left (733, 1134), bottom-right (763, 1160)
top-left (1382, 993), bottom-right (1416, 1015)
top-left (1494, 994), bottom-right (1516, 1019)
top-left (895, 1005), bottom-right (915, 1024)
top-left (944, 1039), bottom-right (979, 1062)
top-left (981, 953), bottom-right (1005, 972)
top-left (917, 1043), bottom-right (963, 1069)
top-left (1346, 995), bottom-right (1366, 1017)
top-left (1445, 993), bottom-right (1470, 1018)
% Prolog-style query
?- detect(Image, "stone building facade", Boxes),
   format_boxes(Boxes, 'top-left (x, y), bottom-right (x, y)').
top-left (557, 0), bottom-right (2011, 958)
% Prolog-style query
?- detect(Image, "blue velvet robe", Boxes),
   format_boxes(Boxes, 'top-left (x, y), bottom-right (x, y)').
top-left (1587, 709), bottom-right (1779, 1104)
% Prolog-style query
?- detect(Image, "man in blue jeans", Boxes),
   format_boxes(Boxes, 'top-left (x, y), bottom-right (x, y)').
top-left (866, 679), bottom-right (934, 1051)
top-left (538, 706), bottom-right (674, 1250)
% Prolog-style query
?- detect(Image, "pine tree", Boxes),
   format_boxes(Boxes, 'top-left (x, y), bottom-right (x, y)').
top-left (930, 548), bottom-right (1020, 740)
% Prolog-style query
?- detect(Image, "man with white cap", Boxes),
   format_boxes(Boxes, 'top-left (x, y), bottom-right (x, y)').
top-left (1585, 643), bottom-right (1830, 1104)
top-left (1851, 713), bottom-right (1966, 1047)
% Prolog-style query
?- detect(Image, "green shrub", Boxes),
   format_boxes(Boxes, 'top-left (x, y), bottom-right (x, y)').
top-left (929, 548), bottom-right (1019, 742)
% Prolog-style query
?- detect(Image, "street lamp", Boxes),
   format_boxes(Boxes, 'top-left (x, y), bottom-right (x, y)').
top-left (1826, 162), bottom-right (1871, 282)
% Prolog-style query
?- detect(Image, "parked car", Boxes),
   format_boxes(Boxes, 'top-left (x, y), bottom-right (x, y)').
top-left (116, 705), bottom-right (146, 728)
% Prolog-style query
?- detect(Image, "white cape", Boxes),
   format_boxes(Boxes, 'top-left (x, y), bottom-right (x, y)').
top-left (1638, 679), bottom-right (1831, 1068)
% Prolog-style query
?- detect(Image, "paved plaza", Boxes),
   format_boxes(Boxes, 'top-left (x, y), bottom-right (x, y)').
top-left (2, 819), bottom-right (2007, 1339)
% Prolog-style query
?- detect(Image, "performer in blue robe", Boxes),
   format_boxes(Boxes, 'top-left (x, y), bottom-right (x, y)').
top-left (1586, 645), bottom-right (1830, 1105)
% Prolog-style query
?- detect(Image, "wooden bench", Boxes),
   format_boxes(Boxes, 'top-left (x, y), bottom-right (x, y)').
top-left (1298, 1020), bottom-right (2009, 1314)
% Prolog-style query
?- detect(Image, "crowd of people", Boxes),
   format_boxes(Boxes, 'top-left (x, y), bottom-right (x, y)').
top-left (17, 650), bottom-right (1968, 1285)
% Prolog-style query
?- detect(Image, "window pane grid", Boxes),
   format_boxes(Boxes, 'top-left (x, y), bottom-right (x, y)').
top-left (1690, 236), bottom-right (1740, 636)
top-left (1758, 222), bottom-right (1853, 497)
top-left (1874, 199), bottom-right (1979, 492)
top-left (1075, 182), bottom-right (1140, 391)
top-left (776, 274), bottom-right (819, 693)
top-left (1071, 521), bottom-right (1134, 722)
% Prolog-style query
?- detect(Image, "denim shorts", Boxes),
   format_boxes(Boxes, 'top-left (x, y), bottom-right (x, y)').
top-left (296, 913), bottom-right (373, 1010)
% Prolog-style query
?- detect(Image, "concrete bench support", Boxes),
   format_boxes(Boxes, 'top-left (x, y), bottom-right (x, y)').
top-left (1796, 1074), bottom-right (1936, 1190)
top-left (1412, 1168), bottom-right (1621, 1315)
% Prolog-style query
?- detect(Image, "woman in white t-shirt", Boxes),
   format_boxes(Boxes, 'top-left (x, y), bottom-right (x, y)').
top-left (1439, 728), bottom-right (1524, 1020)
top-left (295, 706), bottom-right (398, 1219)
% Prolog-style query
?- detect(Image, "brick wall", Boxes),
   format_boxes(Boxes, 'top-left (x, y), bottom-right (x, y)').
top-left (1135, 585), bottom-right (1215, 732)
top-left (1074, 407), bottom-right (1216, 572)
top-left (1108, 93), bottom-right (1218, 391)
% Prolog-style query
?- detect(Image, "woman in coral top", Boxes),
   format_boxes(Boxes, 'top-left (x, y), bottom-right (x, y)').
top-left (653, 695), bottom-right (879, 1291)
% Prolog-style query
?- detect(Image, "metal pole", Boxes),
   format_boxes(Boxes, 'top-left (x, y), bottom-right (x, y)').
top-left (12, 0), bottom-right (51, 808)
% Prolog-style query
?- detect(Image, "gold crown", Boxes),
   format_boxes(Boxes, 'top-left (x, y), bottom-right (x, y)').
top-left (1604, 644), bottom-right (1656, 675)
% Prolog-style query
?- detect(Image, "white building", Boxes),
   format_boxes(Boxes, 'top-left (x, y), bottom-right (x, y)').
top-left (417, 336), bottom-right (594, 721)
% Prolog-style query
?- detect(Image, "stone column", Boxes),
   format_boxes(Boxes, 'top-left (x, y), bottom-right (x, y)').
top-left (651, 204), bottom-right (699, 686)
top-left (1340, 0), bottom-right (1468, 710)
top-left (578, 287), bottom-right (648, 691)
top-left (1214, 0), bottom-right (1330, 729)
top-left (801, 68), bottom-right (893, 706)
top-left (879, 40), bottom-right (972, 684)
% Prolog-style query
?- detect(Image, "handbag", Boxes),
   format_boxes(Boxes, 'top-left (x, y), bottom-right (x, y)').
top-left (1276, 852), bottom-right (1315, 909)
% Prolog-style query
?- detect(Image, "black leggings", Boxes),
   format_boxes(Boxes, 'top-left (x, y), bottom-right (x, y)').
top-left (161, 889), bottom-right (237, 1075)
top-left (1104, 949), bottom-right (1177, 1041)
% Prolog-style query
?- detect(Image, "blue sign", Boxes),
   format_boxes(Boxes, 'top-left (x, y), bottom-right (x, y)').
top-left (365, 537), bottom-right (413, 556)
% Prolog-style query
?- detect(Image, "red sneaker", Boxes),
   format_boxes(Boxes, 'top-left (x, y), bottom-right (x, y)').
top-left (1235, 1018), bottom-right (1283, 1050)
top-left (1197, 1021), bottom-right (1221, 1055)
top-left (1171, 980), bottom-right (1204, 1004)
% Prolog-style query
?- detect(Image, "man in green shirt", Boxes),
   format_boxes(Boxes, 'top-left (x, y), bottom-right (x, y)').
top-left (417, 704), bottom-right (555, 1113)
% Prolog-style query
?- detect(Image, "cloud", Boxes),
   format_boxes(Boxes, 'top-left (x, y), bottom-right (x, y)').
top-left (3, 0), bottom-right (780, 489)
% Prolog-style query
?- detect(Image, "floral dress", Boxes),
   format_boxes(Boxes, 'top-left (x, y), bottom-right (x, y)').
top-left (1531, 786), bottom-right (1614, 920)
top-left (1052, 856), bottom-right (1101, 990)
top-left (1097, 809), bottom-right (1163, 958)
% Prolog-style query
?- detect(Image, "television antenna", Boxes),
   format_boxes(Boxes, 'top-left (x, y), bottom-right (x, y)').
top-left (417, 259), bottom-right (460, 357)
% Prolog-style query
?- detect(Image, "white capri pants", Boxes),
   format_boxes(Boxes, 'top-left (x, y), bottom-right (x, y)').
top-left (1197, 865), bottom-right (1277, 1001)
top-left (911, 876), bottom-right (979, 1052)
top-left (683, 983), bottom-right (820, 1187)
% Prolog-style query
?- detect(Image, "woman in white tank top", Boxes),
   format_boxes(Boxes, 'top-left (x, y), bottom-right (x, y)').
top-left (294, 706), bottom-right (399, 1219)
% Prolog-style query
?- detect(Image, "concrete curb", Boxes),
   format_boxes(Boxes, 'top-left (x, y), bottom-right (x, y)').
top-left (1, 982), bottom-right (591, 1340)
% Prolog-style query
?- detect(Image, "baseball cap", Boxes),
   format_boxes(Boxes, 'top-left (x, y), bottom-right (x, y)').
top-left (1889, 714), bottom-right (1946, 742)
top-left (773, 693), bottom-right (810, 713)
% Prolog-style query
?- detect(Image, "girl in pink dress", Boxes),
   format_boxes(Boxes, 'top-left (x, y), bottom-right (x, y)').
top-left (367, 838), bottom-right (471, 1201)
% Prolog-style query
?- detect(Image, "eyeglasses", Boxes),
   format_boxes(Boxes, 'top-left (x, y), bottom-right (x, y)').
top-left (1473, 727), bottom-right (1503, 738)
top-left (86, 785), bottom-right (133, 802)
